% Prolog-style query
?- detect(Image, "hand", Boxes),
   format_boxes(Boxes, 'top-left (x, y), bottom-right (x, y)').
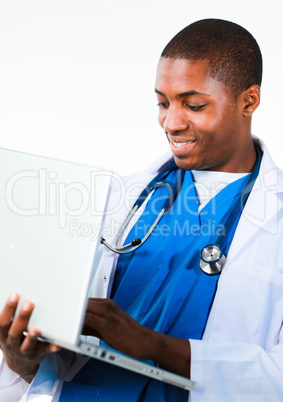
top-left (82, 298), bottom-right (149, 359)
top-left (0, 293), bottom-right (60, 383)
top-left (82, 298), bottom-right (191, 378)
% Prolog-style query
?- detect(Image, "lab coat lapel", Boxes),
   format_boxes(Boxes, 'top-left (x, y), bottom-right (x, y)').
top-left (227, 140), bottom-right (283, 262)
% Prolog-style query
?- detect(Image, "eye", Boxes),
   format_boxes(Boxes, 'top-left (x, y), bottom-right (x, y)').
top-left (186, 104), bottom-right (206, 111)
top-left (157, 102), bottom-right (169, 109)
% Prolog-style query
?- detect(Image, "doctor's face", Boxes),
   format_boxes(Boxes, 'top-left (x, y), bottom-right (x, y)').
top-left (155, 58), bottom-right (254, 173)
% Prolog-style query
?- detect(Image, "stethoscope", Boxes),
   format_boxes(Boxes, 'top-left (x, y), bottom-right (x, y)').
top-left (101, 146), bottom-right (262, 275)
top-left (101, 162), bottom-right (185, 254)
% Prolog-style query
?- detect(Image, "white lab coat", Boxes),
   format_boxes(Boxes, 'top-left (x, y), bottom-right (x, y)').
top-left (1, 137), bottom-right (283, 401)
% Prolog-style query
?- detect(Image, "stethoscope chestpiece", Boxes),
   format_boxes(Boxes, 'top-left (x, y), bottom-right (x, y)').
top-left (199, 245), bottom-right (226, 275)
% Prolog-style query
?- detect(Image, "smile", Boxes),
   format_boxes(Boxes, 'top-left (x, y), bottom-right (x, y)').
top-left (169, 139), bottom-right (197, 157)
top-left (172, 141), bottom-right (195, 148)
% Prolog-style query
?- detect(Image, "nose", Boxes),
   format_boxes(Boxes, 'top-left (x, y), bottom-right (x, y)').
top-left (161, 105), bottom-right (189, 133)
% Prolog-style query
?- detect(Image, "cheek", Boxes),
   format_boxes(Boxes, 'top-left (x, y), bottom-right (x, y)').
top-left (193, 110), bottom-right (229, 139)
top-left (191, 108), bottom-right (217, 128)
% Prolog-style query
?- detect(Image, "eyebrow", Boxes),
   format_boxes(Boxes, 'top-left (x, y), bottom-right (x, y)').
top-left (155, 89), bottom-right (209, 97)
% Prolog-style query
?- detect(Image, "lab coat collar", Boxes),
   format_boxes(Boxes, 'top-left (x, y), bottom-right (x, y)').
top-left (225, 137), bottom-right (283, 263)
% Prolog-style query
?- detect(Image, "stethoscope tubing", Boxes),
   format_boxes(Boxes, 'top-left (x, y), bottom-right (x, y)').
top-left (101, 206), bottom-right (166, 254)
top-left (101, 161), bottom-right (182, 254)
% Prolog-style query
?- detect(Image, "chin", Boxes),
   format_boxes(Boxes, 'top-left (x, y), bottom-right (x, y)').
top-left (173, 156), bottom-right (202, 171)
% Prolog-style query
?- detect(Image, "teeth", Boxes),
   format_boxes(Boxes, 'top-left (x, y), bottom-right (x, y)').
top-left (173, 141), bottom-right (194, 148)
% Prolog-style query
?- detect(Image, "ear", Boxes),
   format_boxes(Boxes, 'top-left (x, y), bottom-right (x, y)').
top-left (241, 84), bottom-right (261, 117)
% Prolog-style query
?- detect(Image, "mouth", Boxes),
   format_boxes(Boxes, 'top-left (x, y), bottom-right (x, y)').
top-left (168, 136), bottom-right (197, 156)
top-left (172, 140), bottom-right (196, 148)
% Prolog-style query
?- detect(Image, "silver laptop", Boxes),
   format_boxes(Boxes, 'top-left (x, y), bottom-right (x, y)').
top-left (0, 147), bottom-right (195, 392)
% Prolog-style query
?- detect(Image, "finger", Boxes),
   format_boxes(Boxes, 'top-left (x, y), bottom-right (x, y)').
top-left (86, 298), bottom-right (117, 316)
top-left (21, 327), bottom-right (61, 355)
top-left (82, 310), bottom-right (115, 340)
top-left (20, 327), bottom-right (41, 353)
top-left (88, 298), bottom-right (113, 304)
top-left (0, 293), bottom-right (20, 326)
top-left (0, 293), bottom-right (20, 339)
top-left (82, 312), bottom-right (102, 338)
top-left (8, 300), bottom-right (34, 347)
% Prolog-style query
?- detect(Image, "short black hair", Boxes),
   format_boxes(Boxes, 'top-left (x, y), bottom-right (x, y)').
top-left (161, 19), bottom-right (263, 98)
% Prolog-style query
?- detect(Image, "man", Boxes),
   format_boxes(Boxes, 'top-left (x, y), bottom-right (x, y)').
top-left (0, 18), bottom-right (283, 401)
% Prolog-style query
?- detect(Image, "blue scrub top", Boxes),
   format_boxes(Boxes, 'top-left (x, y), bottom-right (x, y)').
top-left (60, 170), bottom-right (250, 402)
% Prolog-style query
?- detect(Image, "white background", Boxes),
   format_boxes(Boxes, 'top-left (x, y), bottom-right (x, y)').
top-left (0, 0), bottom-right (282, 175)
